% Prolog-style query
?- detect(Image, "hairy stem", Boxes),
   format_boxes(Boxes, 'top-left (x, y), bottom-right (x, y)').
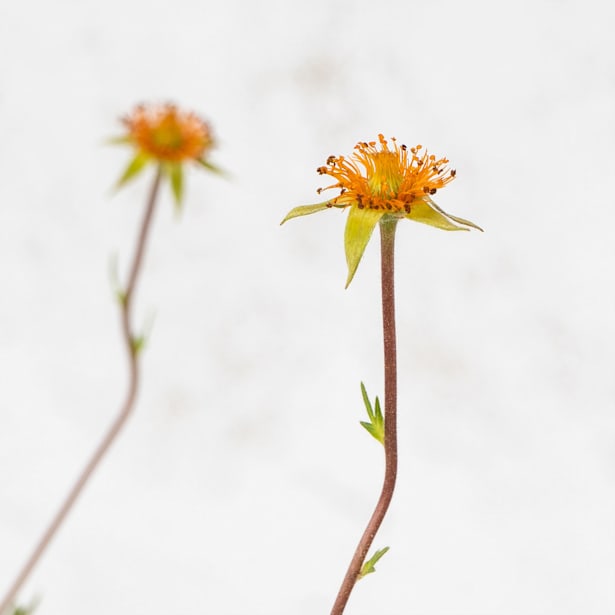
top-left (0, 166), bottom-right (163, 614)
top-left (330, 217), bottom-right (399, 615)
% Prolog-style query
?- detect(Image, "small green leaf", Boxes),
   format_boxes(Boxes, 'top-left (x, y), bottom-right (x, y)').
top-left (280, 202), bottom-right (331, 225)
top-left (130, 312), bottom-right (156, 356)
top-left (359, 546), bottom-right (390, 579)
top-left (359, 382), bottom-right (384, 445)
top-left (108, 253), bottom-right (126, 305)
top-left (6, 595), bottom-right (40, 615)
top-left (116, 152), bottom-right (150, 188)
top-left (131, 335), bottom-right (146, 355)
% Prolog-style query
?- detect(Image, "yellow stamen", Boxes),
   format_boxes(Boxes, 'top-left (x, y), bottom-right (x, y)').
top-left (318, 134), bottom-right (455, 214)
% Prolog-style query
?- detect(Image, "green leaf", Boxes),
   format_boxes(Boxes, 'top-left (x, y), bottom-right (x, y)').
top-left (280, 202), bottom-right (331, 225)
top-left (358, 546), bottom-right (390, 579)
top-left (116, 152), bottom-right (150, 188)
top-left (344, 206), bottom-right (384, 288)
top-left (108, 253), bottom-right (126, 305)
top-left (165, 162), bottom-right (184, 209)
top-left (359, 382), bottom-right (384, 445)
top-left (6, 595), bottom-right (40, 615)
top-left (131, 335), bottom-right (146, 355)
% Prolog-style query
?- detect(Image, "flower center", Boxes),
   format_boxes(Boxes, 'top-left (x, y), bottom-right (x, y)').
top-left (151, 118), bottom-right (185, 151)
top-left (367, 152), bottom-right (404, 198)
top-left (316, 135), bottom-right (455, 215)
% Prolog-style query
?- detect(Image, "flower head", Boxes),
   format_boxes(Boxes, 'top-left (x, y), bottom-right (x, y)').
top-left (112, 103), bottom-right (221, 208)
top-left (281, 134), bottom-right (482, 287)
top-left (124, 104), bottom-right (213, 162)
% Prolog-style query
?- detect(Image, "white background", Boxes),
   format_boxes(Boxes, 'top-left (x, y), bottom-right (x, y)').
top-left (1, 0), bottom-right (614, 613)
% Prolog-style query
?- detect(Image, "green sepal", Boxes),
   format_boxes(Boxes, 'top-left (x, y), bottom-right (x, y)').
top-left (116, 152), bottom-right (150, 188)
top-left (196, 158), bottom-right (227, 176)
top-left (280, 202), bottom-right (331, 225)
top-left (407, 197), bottom-right (483, 232)
top-left (358, 546), bottom-right (390, 579)
top-left (164, 162), bottom-right (184, 210)
top-left (344, 206), bottom-right (384, 288)
top-left (359, 382), bottom-right (384, 445)
top-left (106, 135), bottom-right (132, 145)
top-left (426, 197), bottom-right (484, 231)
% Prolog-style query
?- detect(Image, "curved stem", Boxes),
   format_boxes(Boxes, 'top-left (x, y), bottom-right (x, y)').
top-left (0, 166), bottom-right (163, 615)
top-left (330, 217), bottom-right (399, 615)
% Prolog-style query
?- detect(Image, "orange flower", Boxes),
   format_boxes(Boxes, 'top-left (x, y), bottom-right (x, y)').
top-left (123, 104), bottom-right (213, 163)
top-left (282, 135), bottom-right (482, 286)
top-left (317, 136), bottom-right (456, 214)
top-left (113, 103), bottom-right (221, 207)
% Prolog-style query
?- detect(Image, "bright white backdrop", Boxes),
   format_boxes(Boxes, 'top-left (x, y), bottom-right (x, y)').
top-left (1, 0), bottom-right (614, 613)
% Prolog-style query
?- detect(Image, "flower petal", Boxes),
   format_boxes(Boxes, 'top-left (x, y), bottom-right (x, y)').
top-left (280, 202), bottom-right (330, 225)
top-left (115, 152), bottom-right (150, 188)
top-left (344, 206), bottom-right (384, 288)
top-left (407, 198), bottom-right (481, 231)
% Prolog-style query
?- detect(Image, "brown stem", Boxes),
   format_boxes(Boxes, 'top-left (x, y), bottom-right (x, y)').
top-left (0, 166), bottom-right (163, 615)
top-left (330, 217), bottom-right (399, 615)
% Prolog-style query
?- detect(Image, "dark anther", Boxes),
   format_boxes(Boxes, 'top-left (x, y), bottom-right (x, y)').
top-left (451, 169), bottom-right (457, 177)
top-left (430, 188), bottom-right (437, 195)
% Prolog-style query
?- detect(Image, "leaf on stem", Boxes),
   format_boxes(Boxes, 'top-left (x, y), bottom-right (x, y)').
top-left (359, 382), bottom-right (384, 445)
top-left (131, 334), bottom-right (146, 355)
top-left (108, 253), bottom-right (127, 305)
top-left (5, 596), bottom-right (39, 615)
top-left (358, 546), bottom-right (390, 579)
